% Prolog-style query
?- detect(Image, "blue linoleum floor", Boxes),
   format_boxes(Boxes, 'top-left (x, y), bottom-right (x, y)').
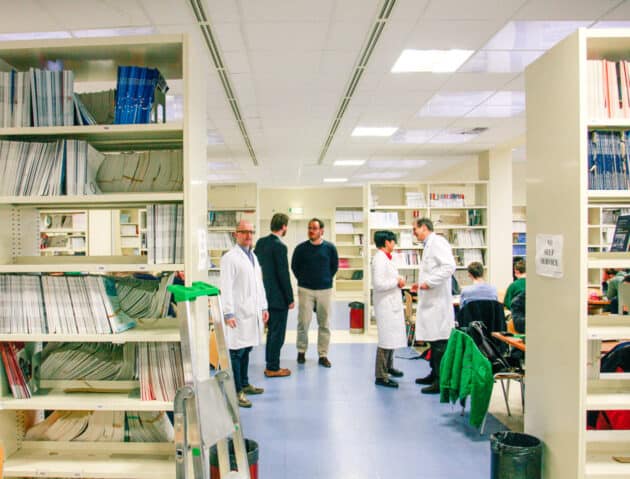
top-left (239, 342), bottom-right (505, 479)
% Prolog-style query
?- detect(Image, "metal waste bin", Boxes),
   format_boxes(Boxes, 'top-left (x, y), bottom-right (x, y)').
top-left (210, 438), bottom-right (259, 479)
top-left (491, 431), bottom-right (542, 479)
top-left (348, 301), bottom-right (364, 334)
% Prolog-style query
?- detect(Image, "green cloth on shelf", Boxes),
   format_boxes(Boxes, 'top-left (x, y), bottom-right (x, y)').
top-left (440, 329), bottom-right (494, 428)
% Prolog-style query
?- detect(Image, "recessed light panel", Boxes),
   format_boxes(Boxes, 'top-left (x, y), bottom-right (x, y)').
top-left (72, 27), bottom-right (155, 38)
top-left (0, 31), bottom-right (71, 41)
top-left (390, 129), bottom-right (441, 144)
top-left (333, 159), bottom-right (366, 166)
top-left (391, 49), bottom-right (474, 73)
top-left (416, 91), bottom-right (494, 117)
top-left (323, 178), bottom-right (348, 183)
top-left (368, 159), bottom-right (428, 169)
top-left (207, 131), bottom-right (225, 145)
top-left (352, 127), bottom-right (398, 137)
top-left (355, 172), bottom-right (407, 180)
top-left (466, 91), bottom-right (525, 118)
top-left (482, 21), bottom-right (590, 51)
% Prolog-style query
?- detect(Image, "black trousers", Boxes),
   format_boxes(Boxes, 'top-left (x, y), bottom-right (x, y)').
top-left (429, 339), bottom-right (448, 381)
top-left (230, 346), bottom-right (252, 393)
top-left (266, 308), bottom-right (289, 371)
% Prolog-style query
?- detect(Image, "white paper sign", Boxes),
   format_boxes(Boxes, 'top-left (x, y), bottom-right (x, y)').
top-left (535, 234), bottom-right (564, 278)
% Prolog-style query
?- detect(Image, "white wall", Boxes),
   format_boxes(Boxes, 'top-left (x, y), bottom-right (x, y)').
top-left (512, 161), bottom-right (527, 206)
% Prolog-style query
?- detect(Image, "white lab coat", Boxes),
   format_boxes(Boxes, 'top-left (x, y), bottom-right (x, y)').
top-left (372, 249), bottom-right (407, 349)
top-left (415, 233), bottom-right (456, 341)
top-left (220, 245), bottom-right (268, 350)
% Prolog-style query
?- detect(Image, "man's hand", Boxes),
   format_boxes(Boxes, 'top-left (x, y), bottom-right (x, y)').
top-left (410, 283), bottom-right (419, 293)
top-left (225, 317), bottom-right (237, 328)
top-left (397, 277), bottom-right (406, 289)
top-left (419, 282), bottom-right (430, 290)
top-left (288, 302), bottom-right (295, 310)
top-left (262, 310), bottom-right (270, 324)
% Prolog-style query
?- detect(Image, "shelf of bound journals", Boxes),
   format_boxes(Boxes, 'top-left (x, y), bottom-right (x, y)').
top-left (0, 256), bottom-right (183, 273)
top-left (0, 391), bottom-right (173, 411)
top-left (0, 192), bottom-right (183, 207)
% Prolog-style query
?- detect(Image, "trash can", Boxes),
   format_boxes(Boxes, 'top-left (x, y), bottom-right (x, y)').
top-left (210, 438), bottom-right (259, 479)
top-left (491, 431), bottom-right (542, 479)
top-left (348, 302), bottom-right (364, 334)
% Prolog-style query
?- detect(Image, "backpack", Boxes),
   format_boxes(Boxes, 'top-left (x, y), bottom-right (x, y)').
top-left (465, 321), bottom-right (510, 374)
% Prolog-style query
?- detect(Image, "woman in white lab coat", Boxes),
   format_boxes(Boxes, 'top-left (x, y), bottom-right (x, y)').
top-left (220, 222), bottom-right (269, 407)
top-left (412, 218), bottom-right (456, 394)
top-left (372, 230), bottom-right (407, 388)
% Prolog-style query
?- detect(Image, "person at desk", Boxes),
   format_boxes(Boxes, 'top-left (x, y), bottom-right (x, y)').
top-left (605, 268), bottom-right (627, 313)
top-left (372, 230), bottom-right (407, 388)
top-left (411, 218), bottom-right (456, 395)
top-left (459, 261), bottom-right (498, 307)
top-left (504, 259), bottom-right (526, 310)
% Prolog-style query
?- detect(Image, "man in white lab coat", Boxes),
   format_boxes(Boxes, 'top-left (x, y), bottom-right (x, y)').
top-left (220, 220), bottom-right (269, 408)
top-left (412, 218), bottom-right (456, 394)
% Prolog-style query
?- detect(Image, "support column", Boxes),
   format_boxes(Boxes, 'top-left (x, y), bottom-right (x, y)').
top-left (479, 148), bottom-right (514, 291)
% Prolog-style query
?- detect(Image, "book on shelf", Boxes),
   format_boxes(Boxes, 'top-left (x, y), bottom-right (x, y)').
top-left (335, 223), bottom-right (354, 234)
top-left (335, 210), bottom-right (363, 222)
top-left (405, 191), bottom-right (426, 207)
top-left (208, 231), bottom-right (235, 250)
top-left (452, 230), bottom-right (485, 247)
top-left (97, 149), bottom-right (183, 193)
top-left (207, 209), bottom-right (255, 228)
top-left (512, 232), bottom-right (527, 243)
top-left (369, 211), bottom-right (399, 228)
top-left (587, 130), bottom-right (630, 190)
top-left (602, 207), bottom-right (630, 225)
top-left (587, 59), bottom-right (630, 120)
top-left (392, 250), bottom-right (420, 266)
top-left (137, 342), bottom-right (184, 401)
top-left (453, 249), bottom-right (484, 267)
top-left (399, 231), bottom-right (414, 247)
top-left (610, 214), bottom-right (630, 252)
top-left (112, 273), bottom-right (175, 320)
top-left (76, 89), bottom-right (116, 125)
top-left (25, 410), bottom-right (174, 442)
top-left (0, 342), bottom-right (32, 398)
top-left (146, 204), bottom-right (183, 264)
top-left (429, 193), bottom-right (465, 208)
top-left (512, 245), bottom-right (527, 256)
top-left (114, 66), bottom-right (168, 125)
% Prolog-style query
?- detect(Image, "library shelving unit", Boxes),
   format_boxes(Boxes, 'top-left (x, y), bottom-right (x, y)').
top-left (333, 206), bottom-right (365, 300)
top-left (512, 205), bottom-right (526, 259)
top-left (525, 28), bottom-right (630, 479)
top-left (365, 181), bottom-right (488, 322)
top-left (206, 183), bottom-right (258, 286)
top-left (115, 208), bottom-right (144, 256)
top-left (39, 209), bottom-right (88, 256)
top-left (0, 34), bottom-right (208, 478)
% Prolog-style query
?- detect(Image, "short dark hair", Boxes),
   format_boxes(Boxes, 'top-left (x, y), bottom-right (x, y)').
top-left (309, 218), bottom-right (324, 229)
top-left (416, 217), bottom-right (434, 231)
top-left (514, 259), bottom-right (526, 274)
top-left (374, 230), bottom-right (397, 248)
top-left (270, 213), bottom-right (289, 232)
top-left (467, 262), bottom-right (484, 279)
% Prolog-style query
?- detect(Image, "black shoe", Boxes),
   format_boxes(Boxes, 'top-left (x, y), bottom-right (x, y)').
top-left (375, 378), bottom-right (399, 388)
top-left (421, 382), bottom-right (440, 395)
top-left (297, 352), bottom-right (306, 364)
top-left (388, 368), bottom-right (404, 378)
top-left (415, 373), bottom-right (435, 385)
top-left (318, 357), bottom-right (332, 368)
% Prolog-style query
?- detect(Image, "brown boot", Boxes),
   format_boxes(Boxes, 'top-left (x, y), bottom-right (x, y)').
top-left (264, 368), bottom-right (292, 378)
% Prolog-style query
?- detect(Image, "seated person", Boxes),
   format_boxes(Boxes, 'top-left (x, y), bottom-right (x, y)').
top-left (504, 259), bottom-right (526, 310)
top-left (511, 290), bottom-right (525, 334)
top-left (606, 268), bottom-right (627, 313)
top-left (459, 262), bottom-right (498, 307)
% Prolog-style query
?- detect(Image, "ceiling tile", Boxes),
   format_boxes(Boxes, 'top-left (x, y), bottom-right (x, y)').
top-left (213, 22), bottom-right (247, 51)
top-left (240, 0), bottom-right (335, 23)
top-left (441, 72), bottom-right (519, 91)
top-left (600, 1), bottom-right (630, 21)
top-left (404, 20), bottom-right (504, 50)
top-left (139, 0), bottom-right (194, 25)
top-left (513, 0), bottom-right (620, 20)
top-left (205, 0), bottom-right (242, 23)
top-left (325, 22), bottom-right (373, 52)
top-left (422, 0), bottom-right (526, 20)
top-left (243, 22), bottom-right (329, 51)
top-left (38, 0), bottom-right (151, 30)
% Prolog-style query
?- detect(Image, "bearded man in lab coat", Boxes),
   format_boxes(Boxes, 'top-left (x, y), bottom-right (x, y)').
top-left (220, 220), bottom-right (269, 408)
top-left (411, 218), bottom-right (456, 395)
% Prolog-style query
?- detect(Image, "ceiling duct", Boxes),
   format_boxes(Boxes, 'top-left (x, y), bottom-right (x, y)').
top-left (317, 0), bottom-right (397, 165)
top-left (188, 0), bottom-right (258, 166)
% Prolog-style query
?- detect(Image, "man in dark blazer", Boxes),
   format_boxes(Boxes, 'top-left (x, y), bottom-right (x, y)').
top-left (255, 213), bottom-right (294, 377)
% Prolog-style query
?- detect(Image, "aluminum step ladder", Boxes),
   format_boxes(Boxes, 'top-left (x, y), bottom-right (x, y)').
top-left (168, 282), bottom-right (250, 479)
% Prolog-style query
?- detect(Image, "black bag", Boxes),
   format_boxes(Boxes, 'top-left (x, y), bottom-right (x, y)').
top-left (466, 321), bottom-right (510, 374)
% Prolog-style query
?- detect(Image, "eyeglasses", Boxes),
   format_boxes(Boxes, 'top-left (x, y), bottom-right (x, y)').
top-left (236, 230), bottom-right (255, 235)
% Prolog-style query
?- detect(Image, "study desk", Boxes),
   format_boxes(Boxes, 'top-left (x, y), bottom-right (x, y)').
top-left (588, 298), bottom-right (611, 315)
top-left (492, 332), bottom-right (526, 352)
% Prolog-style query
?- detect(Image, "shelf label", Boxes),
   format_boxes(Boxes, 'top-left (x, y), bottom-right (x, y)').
top-left (535, 234), bottom-right (563, 279)
top-left (96, 265), bottom-right (106, 272)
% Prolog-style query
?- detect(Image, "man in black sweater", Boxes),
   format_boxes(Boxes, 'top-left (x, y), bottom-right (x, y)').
top-left (291, 218), bottom-right (338, 368)
top-left (254, 213), bottom-right (294, 378)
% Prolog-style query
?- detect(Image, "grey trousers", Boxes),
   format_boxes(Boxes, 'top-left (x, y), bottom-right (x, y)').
top-left (297, 287), bottom-right (332, 356)
top-left (375, 347), bottom-right (394, 379)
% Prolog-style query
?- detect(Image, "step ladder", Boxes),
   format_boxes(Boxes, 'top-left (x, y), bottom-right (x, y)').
top-left (168, 282), bottom-right (251, 479)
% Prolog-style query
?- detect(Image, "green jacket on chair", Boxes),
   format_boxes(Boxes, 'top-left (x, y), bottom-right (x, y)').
top-left (440, 328), bottom-right (494, 427)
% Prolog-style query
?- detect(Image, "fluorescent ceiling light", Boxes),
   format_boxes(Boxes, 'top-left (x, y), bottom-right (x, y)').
top-left (417, 91), bottom-right (494, 117)
top-left (352, 127), bottom-right (398, 137)
top-left (592, 21), bottom-right (630, 29)
top-left (355, 172), bottom-right (406, 180)
top-left (390, 129), bottom-right (441, 144)
top-left (391, 49), bottom-right (474, 73)
top-left (323, 178), bottom-right (348, 183)
top-left (459, 50), bottom-right (544, 73)
top-left (72, 27), bottom-right (155, 38)
top-left (0, 31), bottom-right (71, 41)
top-left (333, 159), bottom-right (366, 166)
top-left (482, 21), bottom-right (590, 51)
top-left (207, 130), bottom-right (224, 145)
top-left (368, 159), bottom-right (428, 169)
top-left (208, 162), bottom-right (238, 171)
top-left (208, 173), bottom-right (242, 181)
top-left (466, 91), bottom-right (525, 118)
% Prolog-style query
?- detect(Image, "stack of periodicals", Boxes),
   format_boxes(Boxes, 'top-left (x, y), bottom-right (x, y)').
top-left (0, 139), bottom-right (103, 196)
top-left (588, 130), bottom-right (630, 190)
top-left (392, 250), bottom-right (420, 266)
top-left (0, 70), bottom-right (32, 127)
top-left (405, 192), bottom-right (426, 207)
top-left (138, 342), bottom-right (184, 401)
top-left (429, 193), bottom-right (465, 208)
top-left (455, 249), bottom-right (484, 267)
top-left (146, 204), bottom-right (183, 264)
top-left (113, 273), bottom-right (175, 320)
top-left (452, 230), bottom-right (485, 247)
top-left (0, 274), bottom-right (137, 334)
top-left (40, 343), bottom-right (136, 381)
top-left (114, 66), bottom-right (168, 124)
top-left (96, 150), bottom-right (183, 193)
top-left (25, 410), bottom-right (174, 442)
top-left (0, 342), bottom-right (31, 398)
top-left (369, 211), bottom-right (399, 228)
top-left (587, 59), bottom-right (630, 120)
top-left (335, 210), bottom-right (363, 222)
top-left (208, 232), bottom-right (234, 250)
